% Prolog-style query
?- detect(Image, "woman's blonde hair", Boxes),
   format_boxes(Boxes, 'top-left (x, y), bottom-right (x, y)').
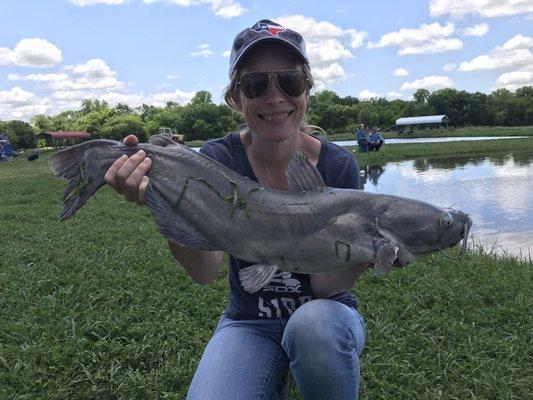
top-left (223, 63), bottom-right (325, 136)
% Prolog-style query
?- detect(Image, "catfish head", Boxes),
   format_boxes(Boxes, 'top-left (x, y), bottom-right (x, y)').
top-left (372, 196), bottom-right (472, 274)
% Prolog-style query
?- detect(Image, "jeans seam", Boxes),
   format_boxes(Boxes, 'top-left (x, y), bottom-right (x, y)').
top-left (261, 346), bottom-right (286, 400)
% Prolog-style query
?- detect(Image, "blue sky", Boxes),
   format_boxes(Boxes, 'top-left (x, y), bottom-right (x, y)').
top-left (0, 0), bottom-right (532, 120)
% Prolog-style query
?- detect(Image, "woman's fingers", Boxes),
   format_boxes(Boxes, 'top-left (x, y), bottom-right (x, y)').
top-left (139, 176), bottom-right (150, 204)
top-left (104, 154), bottom-right (128, 189)
top-left (116, 151), bottom-right (151, 202)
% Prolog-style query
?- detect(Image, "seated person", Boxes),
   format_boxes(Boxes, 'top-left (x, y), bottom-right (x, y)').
top-left (367, 129), bottom-right (384, 152)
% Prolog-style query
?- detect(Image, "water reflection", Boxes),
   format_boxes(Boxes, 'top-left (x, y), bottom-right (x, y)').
top-left (359, 151), bottom-right (532, 260)
top-left (358, 165), bottom-right (385, 188)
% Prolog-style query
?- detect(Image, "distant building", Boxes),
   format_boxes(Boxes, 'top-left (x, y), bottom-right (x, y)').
top-left (395, 115), bottom-right (449, 133)
top-left (38, 131), bottom-right (91, 147)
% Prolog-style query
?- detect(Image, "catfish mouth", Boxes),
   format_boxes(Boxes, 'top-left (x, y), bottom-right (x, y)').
top-left (435, 214), bottom-right (472, 260)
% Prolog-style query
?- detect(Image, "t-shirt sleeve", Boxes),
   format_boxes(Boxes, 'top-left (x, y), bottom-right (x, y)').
top-left (339, 151), bottom-right (360, 189)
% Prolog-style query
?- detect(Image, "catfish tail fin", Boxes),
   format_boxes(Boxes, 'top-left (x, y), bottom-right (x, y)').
top-left (49, 139), bottom-right (121, 221)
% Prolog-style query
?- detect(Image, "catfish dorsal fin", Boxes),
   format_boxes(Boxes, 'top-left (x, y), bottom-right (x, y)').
top-left (285, 151), bottom-right (325, 192)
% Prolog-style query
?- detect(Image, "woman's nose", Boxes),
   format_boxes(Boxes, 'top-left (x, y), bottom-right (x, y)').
top-left (263, 76), bottom-right (285, 103)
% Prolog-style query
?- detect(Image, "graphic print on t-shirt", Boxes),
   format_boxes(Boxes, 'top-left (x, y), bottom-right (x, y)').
top-left (258, 271), bottom-right (312, 318)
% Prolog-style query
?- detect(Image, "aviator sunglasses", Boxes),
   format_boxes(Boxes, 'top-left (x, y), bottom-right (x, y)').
top-left (237, 69), bottom-right (309, 100)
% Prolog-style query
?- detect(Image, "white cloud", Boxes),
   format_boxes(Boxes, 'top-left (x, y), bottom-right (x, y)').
top-left (0, 56), bottom-right (200, 120)
top-left (458, 35), bottom-right (533, 72)
top-left (222, 50), bottom-right (231, 58)
top-left (463, 23), bottom-right (489, 37)
top-left (345, 29), bottom-right (368, 48)
top-left (7, 59), bottom-right (124, 95)
top-left (0, 87), bottom-right (36, 106)
top-left (275, 15), bottom-right (366, 88)
top-left (368, 22), bottom-right (463, 56)
top-left (387, 91), bottom-right (403, 99)
top-left (307, 38), bottom-right (354, 64)
top-left (189, 44), bottom-right (214, 58)
top-left (493, 70), bottom-right (533, 91)
top-left (142, 0), bottom-right (247, 19)
top-left (0, 87), bottom-right (53, 120)
top-left (0, 38), bottom-right (62, 67)
top-left (394, 68), bottom-right (409, 76)
top-left (400, 38), bottom-right (463, 55)
top-left (500, 34), bottom-right (533, 51)
top-left (359, 89), bottom-right (380, 99)
top-left (443, 62), bottom-right (457, 71)
top-left (430, 0), bottom-right (533, 19)
top-left (401, 75), bottom-right (455, 90)
top-left (312, 63), bottom-right (346, 89)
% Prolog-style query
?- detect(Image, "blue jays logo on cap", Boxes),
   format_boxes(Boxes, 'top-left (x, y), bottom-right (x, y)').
top-left (252, 21), bottom-right (285, 36)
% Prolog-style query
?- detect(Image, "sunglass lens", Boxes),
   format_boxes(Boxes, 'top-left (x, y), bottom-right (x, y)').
top-left (240, 72), bottom-right (269, 99)
top-left (277, 70), bottom-right (306, 97)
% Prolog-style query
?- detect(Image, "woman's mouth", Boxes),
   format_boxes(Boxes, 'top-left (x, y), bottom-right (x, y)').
top-left (258, 110), bottom-right (293, 122)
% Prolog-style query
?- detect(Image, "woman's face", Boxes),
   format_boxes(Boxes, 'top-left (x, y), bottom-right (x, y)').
top-left (237, 42), bottom-right (308, 143)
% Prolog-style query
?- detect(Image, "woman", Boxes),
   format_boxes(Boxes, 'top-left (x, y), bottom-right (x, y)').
top-left (105, 20), bottom-right (366, 400)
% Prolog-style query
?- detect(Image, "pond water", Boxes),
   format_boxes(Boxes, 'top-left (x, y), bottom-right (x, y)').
top-left (359, 152), bottom-right (532, 261)
top-left (333, 136), bottom-right (528, 147)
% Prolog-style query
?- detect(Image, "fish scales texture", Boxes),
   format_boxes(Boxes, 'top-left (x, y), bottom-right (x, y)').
top-left (49, 135), bottom-right (472, 292)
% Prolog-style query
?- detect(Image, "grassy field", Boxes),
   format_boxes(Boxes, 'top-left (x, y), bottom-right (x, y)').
top-left (1, 141), bottom-right (531, 399)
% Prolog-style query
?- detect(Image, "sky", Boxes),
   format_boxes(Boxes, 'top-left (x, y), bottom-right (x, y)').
top-left (0, 0), bottom-right (532, 120)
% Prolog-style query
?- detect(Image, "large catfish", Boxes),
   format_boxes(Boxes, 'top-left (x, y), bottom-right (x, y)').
top-left (49, 134), bottom-right (472, 293)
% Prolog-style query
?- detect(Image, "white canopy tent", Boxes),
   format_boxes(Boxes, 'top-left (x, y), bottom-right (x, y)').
top-left (395, 115), bottom-right (449, 132)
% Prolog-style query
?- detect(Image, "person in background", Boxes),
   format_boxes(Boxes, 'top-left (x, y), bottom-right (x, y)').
top-left (367, 128), bottom-right (384, 152)
top-left (355, 123), bottom-right (368, 153)
top-left (104, 19), bottom-right (366, 400)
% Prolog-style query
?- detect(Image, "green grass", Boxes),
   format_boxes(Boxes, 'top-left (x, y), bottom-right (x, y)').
top-left (351, 136), bottom-right (533, 168)
top-left (1, 145), bottom-right (531, 399)
top-left (326, 125), bottom-right (533, 142)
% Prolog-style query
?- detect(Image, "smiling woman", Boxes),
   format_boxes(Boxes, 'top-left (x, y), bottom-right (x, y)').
top-left (104, 19), bottom-right (365, 400)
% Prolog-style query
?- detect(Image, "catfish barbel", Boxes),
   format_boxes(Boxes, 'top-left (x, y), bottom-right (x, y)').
top-left (49, 134), bottom-right (472, 293)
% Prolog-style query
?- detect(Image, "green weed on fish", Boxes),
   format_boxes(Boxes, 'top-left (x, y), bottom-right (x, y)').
top-left (175, 170), bottom-right (265, 218)
top-left (64, 161), bottom-right (91, 203)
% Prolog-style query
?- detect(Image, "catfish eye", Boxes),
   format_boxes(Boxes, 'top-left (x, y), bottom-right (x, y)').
top-left (442, 215), bottom-right (453, 228)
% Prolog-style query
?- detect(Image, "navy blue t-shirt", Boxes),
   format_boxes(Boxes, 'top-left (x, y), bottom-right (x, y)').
top-left (200, 132), bottom-right (360, 320)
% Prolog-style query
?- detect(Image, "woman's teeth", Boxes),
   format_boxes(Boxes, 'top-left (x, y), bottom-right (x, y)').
top-left (260, 111), bottom-right (292, 122)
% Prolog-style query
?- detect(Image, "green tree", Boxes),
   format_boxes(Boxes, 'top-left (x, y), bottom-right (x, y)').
top-left (413, 89), bottom-right (430, 104)
top-left (100, 114), bottom-right (147, 142)
top-left (191, 91), bottom-right (213, 106)
top-left (2, 120), bottom-right (37, 149)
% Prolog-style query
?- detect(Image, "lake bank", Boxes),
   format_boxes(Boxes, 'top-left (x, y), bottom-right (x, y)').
top-left (349, 137), bottom-right (533, 168)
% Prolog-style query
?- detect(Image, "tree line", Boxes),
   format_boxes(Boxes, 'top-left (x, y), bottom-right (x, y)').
top-left (1, 86), bottom-right (531, 149)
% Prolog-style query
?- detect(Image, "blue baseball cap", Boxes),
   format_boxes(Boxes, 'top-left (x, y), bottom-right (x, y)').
top-left (228, 19), bottom-right (309, 78)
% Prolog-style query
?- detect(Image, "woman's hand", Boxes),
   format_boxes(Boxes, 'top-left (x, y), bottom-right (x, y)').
top-left (104, 135), bottom-right (151, 204)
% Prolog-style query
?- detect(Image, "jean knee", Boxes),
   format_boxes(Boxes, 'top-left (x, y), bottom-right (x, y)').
top-left (282, 300), bottom-right (359, 357)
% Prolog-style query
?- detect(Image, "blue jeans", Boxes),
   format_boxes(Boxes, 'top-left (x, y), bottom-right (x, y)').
top-left (187, 299), bottom-right (366, 400)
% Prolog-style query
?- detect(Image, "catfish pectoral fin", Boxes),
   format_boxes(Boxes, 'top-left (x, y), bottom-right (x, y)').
top-left (373, 238), bottom-right (399, 275)
top-left (239, 264), bottom-right (280, 293)
top-left (145, 185), bottom-right (219, 251)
